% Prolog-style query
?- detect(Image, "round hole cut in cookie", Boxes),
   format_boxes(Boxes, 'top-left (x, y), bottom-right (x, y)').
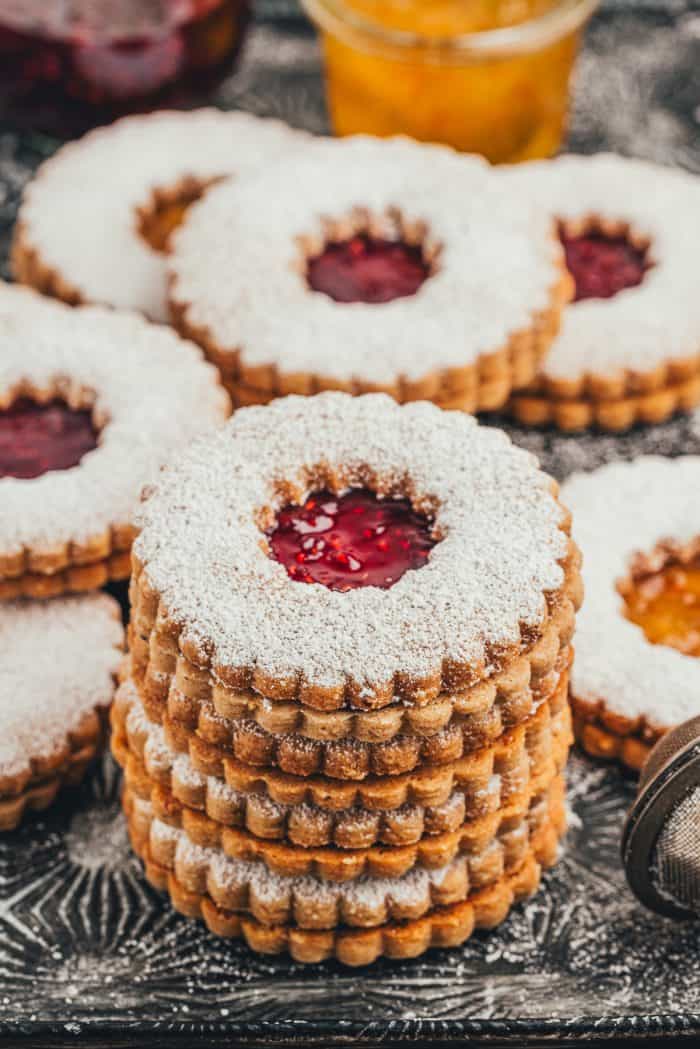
top-left (13, 109), bottom-right (307, 323)
top-left (111, 678), bottom-right (572, 849)
top-left (561, 455), bottom-right (700, 771)
top-left (126, 800), bottom-right (561, 964)
top-left (503, 154), bottom-right (700, 432)
top-left (0, 594), bottom-right (124, 830)
top-left (131, 393), bottom-right (580, 714)
top-left (167, 136), bottom-right (570, 410)
top-left (0, 285), bottom-right (229, 600)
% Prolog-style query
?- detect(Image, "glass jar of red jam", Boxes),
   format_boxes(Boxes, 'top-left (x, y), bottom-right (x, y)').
top-left (0, 0), bottom-right (250, 137)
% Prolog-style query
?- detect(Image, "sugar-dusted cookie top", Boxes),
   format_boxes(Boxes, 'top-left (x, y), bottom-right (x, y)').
top-left (14, 109), bottom-right (307, 321)
top-left (167, 135), bottom-right (566, 402)
top-left (0, 594), bottom-right (123, 785)
top-left (563, 455), bottom-right (700, 729)
top-left (0, 284), bottom-right (229, 595)
top-left (134, 392), bottom-right (574, 706)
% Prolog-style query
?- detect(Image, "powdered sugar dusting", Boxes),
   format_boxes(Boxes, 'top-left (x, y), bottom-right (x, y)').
top-left (19, 109), bottom-right (307, 322)
top-left (0, 284), bottom-right (229, 558)
top-left (0, 594), bottom-right (123, 780)
top-left (132, 700), bottom-right (243, 803)
top-left (562, 455), bottom-right (700, 726)
top-left (156, 811), bottom-right (466, 912)
top-left (150, 818), bottom-right (178, 847)
top-left (169, 135), bottom-right (561, 384)
top-left (499, 153), bottom-right (700, 381)
top-left (135, 393), bottom-right (567, 692)
top-left (141, 726), bottom-right (174, 775)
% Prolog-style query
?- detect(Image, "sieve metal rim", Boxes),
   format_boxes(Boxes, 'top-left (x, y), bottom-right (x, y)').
top-left (622, 734), bottom-right (700, 920)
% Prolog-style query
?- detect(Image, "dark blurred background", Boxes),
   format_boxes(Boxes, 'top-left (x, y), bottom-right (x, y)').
top-left (1, 0), bottom-right (699, 276)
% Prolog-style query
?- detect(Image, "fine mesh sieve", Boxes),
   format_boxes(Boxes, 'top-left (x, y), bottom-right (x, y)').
top-left (651, 786), bottom-right (700, 914)
top-left (622, 717), bottom-right (700, 919)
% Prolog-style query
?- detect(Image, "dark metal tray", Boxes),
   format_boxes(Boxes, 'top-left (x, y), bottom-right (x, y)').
top-left (2, 5), bottom-right (700, 1045)
top-left (3, 744), bottom-right (700, 1046)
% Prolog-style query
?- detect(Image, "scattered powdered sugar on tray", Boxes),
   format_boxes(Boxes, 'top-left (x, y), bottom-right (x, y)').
top-left (169, 135), bottom-right (561, 385)
top-left (64, 803), bottom-right (131, 873)
top-left (0, 284), bottom-right (229, 556)
top-left (562, 455), bottom-right (700, 725)
top-left (0, 594), bottom-right (123, 779)
top-left (135, 393), bottom-right (568, 693)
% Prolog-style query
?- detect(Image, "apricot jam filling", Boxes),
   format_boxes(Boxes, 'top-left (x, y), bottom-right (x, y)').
top-left (268, 487), bottom-right (436, 590)
top-left (0, 398), bottom-right (99, 480)
top-left (560, 226), bottom-right (651, 302)
top-left (307, 235), bottom-right (430, 304)
top-left (622, 558), bottom-right (700, 657)
top-left (138, 179), bottom-right (215, 253)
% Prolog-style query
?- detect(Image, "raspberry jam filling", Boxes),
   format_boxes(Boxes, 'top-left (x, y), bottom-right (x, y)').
top-left (268, 488), bottom-right (436, 591)
top-left (623, 560), bottom-right (700, 658)
top-left (560, 228), bottom-right (649, 302)
top-left (0, 398), bottom-right (99, 480)
top-left (307, 235), bottom-right (430, 304)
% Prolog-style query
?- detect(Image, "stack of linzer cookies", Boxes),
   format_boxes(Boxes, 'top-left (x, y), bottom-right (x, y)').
top-left (113, 393), bottom-right (580, 964)
top-left (2, 107), bottom-right (700, 964)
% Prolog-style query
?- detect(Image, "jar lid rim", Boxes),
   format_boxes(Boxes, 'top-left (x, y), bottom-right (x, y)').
top-left (301, 0), bottom-right (599, 58)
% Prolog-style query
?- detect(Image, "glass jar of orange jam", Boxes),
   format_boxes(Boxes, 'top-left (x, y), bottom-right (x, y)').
top-left (302, 0), bottom-right (598, 163)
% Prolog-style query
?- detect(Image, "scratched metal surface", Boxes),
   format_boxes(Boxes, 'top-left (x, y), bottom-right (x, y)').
top-left (1, 3), bottom-right (700, 1044)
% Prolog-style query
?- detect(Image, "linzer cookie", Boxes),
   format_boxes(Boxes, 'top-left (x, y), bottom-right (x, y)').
top-left (115, 679), bottom-right (569, 879)
top-left (115, 676), bottom-right (573, 824)
top-left (125, 776), bottom-right (564, 922)
top-left (127, 803), bottom-right (562, 964)
top-left (112, 678), bottom-right (572, 848)
top-left (13, 109), bottom-right (306, 322)
top-left (121, 393), bottom-right (578, 960)
top-left (562, 456), bottom-right (700, 770)
top-left (138, 662), bottom-right (571, 779)
top-left (167, 136), bottom-right (570, 411)
top-left (0, 284), bottom-right (229, 600)
top-left (131, 592), bottom-right (574, 718)
top-left (132, 613), bottom-right (574, 745)
top-left (0, 594), bottom-right (123, 830)
top-left (121, 752), bottom-right (566, 881)
top-left (504, 154), bottom-right (700, 431)
top-left (130, 393), bottom-right (581, 712)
